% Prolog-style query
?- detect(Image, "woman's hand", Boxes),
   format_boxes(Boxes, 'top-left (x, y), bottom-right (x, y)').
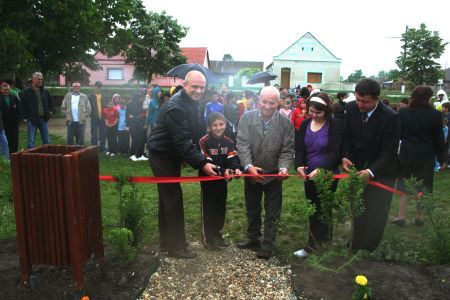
top-left (296, 166), bottom-right (307, 178)
top-left (308, 169), bottom-right (319, 179)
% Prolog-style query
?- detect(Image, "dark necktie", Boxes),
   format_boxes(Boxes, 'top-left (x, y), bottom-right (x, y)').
top-left (361, 112), bottom-right (368, 123)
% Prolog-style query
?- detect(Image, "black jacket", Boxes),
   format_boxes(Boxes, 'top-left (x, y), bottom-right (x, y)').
top-left (398, 107), bottom-right (445, 167)
top-left (19, 86), bottom-right (54, 122)
top-left (342, 101), bottom-right (400, 179)
top-left (88, 93), bottom-right (107, 120)
top-left (148, 89), bottom-right (207, 169)
top-left (295, 117), bottom-right (344, 171)
top-left (0, 93), bottom-right (21, 124)
top-left (198, 133), bottom-right (240, 175)
top-left (126, 99), bottom-right (145, 128)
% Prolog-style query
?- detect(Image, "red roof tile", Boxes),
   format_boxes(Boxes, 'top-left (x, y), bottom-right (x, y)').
top-left (180, 47), bottom-right (208, 66)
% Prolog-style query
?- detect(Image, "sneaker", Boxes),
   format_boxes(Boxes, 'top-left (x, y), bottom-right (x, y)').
top-left (130, 155), bottom-right (138, 161)
top-left (214, 237), bottom-right (230, 248)
top-left (293, 248), bottom-right (309, 258)
top-left (105, 151), bottom-right (111, 156)
top-left (391, 218), bottom-right (405, 227)
top-left (138, 155), bottom-right (148, 161)
top-left (110, 153), bottom-right (115, 157)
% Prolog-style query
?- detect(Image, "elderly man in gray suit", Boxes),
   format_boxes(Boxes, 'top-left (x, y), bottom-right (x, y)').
top-left (236, 86), bottom-right (295, 259)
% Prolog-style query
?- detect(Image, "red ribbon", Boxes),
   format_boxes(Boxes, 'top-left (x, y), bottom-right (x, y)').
top-left (99, 173), bottom-right (411, 197)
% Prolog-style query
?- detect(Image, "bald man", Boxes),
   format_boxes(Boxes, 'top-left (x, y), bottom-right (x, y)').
top-left (148, 70), bottom-right (217, 259)
top-left (236, 86), bottom-right (295, 259)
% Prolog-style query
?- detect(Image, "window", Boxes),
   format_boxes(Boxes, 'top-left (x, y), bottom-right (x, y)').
top-left (307, 72), bottom-right (322, 83)
top-left (107, 68), bottom-right (123, 80)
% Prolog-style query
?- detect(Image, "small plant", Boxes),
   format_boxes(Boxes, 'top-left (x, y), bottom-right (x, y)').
top-left (404, 177), bottom-right (450, 264)
top-left (352, 275), bottom-right (372, 300)
top-left (119, 185), bottom-right (148, 247)
top-left (109, 227), bottom-right (136, 263)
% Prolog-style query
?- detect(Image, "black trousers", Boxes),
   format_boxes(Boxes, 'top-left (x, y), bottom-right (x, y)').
top-left (117, 130), bottom-right (130, 154)
top-left (106, 124), bottom-right (117, 153)
top-left (200, 179), bottom-right (227, 244)
top-left (66, 121), bottom-right (85, 145)
top-left (4, 122), bottom-right (19, 153)
top-left (304, 179), bottom-right (338, 249)
top-left (130, 126), bottom-right (146, 157)
top-left (149, 151), bottom-right (186, 251)
top-left (351, 178), bottom-right (394, 251)
top-left (244, 178), bottom-right (282, 252)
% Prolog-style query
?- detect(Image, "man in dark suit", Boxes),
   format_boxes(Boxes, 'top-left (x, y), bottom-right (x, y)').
top-left (88, 81), bottom-right (107, 151)
top-left (341, 78), bottom-right (400, 251)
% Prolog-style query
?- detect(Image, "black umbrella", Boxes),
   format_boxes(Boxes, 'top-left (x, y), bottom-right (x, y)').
top-left (247, 71), bottom-right (278, 86)
top-left (166, 63), bottom-right (218, 83)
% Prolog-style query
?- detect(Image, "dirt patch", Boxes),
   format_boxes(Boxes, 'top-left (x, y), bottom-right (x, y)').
top-left (0, 238), bottom-right (159, 300)
top-left (292, 257), bottom-right (450, 300)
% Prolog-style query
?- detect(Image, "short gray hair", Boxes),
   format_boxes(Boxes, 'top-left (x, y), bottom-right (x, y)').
top-left (32, 72), bottom-right (43, 78)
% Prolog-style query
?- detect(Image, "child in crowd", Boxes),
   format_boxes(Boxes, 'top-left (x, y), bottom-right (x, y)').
top-left (291, 99), bottom-right (308, 131)
top-left (435, 118), bottom-right (448, 172)
top-left (279, 99), bottom-right (293, 119)
top-left (198, 112), bottom-right (242, 250)
top-left (117, 97), bottom-right (130, 155)
top-left (103, 99), bottom-right (119, 156)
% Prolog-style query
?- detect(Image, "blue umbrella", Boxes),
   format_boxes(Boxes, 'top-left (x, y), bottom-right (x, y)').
top-left (167, 63), bottom-right (219, 83)
top-left (247, 71), bottom-right (278, 86)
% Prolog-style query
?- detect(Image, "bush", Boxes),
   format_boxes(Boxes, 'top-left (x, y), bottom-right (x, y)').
top-left (119, 185), bottom-right (148, 247)
top-left (108, 228), bottom-right (136, 264)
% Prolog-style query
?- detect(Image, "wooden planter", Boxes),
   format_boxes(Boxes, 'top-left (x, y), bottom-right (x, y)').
top-left (10, 145), bottom-right (104, 291)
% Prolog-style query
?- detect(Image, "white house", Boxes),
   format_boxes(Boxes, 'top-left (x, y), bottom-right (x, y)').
top-left (269, 32), bottom-right (342, 90)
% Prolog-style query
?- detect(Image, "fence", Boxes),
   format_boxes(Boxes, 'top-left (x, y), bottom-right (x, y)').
top-left (10, 145), bottom-right (103, 291)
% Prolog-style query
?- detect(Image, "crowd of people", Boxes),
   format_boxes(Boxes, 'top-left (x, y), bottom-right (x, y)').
top-left (0, 71), bottom-right (447, 261)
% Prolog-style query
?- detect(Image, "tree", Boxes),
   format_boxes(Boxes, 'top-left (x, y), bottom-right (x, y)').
top-left (346, 69), bottom-right (365, 83)
top-left (236, 68), bottom-right (260, 79)
top-left (396, 23), bottom-right (448, 85)
top-left (222, 54), bottom-right (234, 61)
top-left (121, 9), bottom-right (188, 83)
top-left (0, 0), bottom-right (143, 79)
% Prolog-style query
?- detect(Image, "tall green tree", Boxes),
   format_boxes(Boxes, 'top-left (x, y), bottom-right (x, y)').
top-left (120, 9), bottom-right (188, 83)
top-left (222, 54), bottom-right (234, 61)
top-left (346, 69), bottom-right (365, 83)
top-left (396, 23), bottom-right (448, 85)
top-left (0, 0), bottom-right (143, 79)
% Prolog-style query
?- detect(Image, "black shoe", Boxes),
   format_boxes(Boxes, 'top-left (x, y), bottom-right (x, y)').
top-left (256, 249), bottom-right (272, 259)
top-left (414, 219), bottom-right (424, 227)
top-left (204, 242), bottom-right (220, 251)
top-left (236, 240), bottom-right (261, 249)
top-left (214, 237), bottom-right (230, 248)
top-left (391, 218), bottom-right (405, 227)
top-left (168, 248), bottom-right (197, 259)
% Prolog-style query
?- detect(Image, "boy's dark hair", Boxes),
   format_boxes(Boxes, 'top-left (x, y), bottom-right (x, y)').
top-left (355, 78), bottom-right (381, 98)
top-left (226, 92), bottom-right (236, 102)
top-left (400, 98), bottom-right (409, 105)
top-left (336, 92), bottom-right (348, 100)
top-left (207, 112), bottom-right (227, 127)
top-left (299, 87), bottom-right (310, 98)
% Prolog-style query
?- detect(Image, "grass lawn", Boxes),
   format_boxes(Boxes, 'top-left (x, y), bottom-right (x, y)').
top-left (1, 130), bottom-right (449, 265)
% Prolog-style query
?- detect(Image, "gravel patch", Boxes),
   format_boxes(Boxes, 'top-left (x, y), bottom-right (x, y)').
top-left (140, 241), bottom-right (296, 299)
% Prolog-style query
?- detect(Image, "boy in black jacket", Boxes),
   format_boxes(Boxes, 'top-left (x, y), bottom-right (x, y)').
top-left (198, 112), bottom-right (242, 249)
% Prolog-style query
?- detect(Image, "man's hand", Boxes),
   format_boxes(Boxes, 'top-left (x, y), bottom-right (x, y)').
top-left (296, 166), bottom-right (307, 178)
top-left (278, 168), bottom-right (289, 180)
top-left (247, 166), bottom-right (264, 183)
top-left (308, 169), bottom-right (319, 179)
top-left (356, 169), bottom-right (371, 182)
top-left (342, 158), bottom-right (354, 172)
top-left (202, 163), bottom-right (218, 176)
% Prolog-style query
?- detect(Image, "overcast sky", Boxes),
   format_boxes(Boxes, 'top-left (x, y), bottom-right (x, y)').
top-left (143, 0), bottom-right (449, 78)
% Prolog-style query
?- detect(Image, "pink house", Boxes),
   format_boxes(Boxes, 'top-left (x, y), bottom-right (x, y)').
top-left (59, 47), bottom-right (210, 87)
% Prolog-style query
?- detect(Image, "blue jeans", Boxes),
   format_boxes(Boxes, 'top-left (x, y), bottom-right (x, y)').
top-left (27, 118), bottom-right (50, 149)
top-left (0, 130), bottom-right (9, 159)
top-left (91, 117), bottom-right (106, 151)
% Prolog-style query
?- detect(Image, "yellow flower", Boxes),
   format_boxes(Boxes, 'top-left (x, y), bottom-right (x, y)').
top-left (355, 275), bottom-right (368, 286)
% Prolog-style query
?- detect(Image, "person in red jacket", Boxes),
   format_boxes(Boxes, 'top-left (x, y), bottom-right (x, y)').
top-left (103, 100), bottom-right (119, 156)
top-left (291, 99), bottom-right (308, 131)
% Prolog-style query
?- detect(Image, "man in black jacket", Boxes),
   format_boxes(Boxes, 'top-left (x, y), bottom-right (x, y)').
top-left (342, 78), bottom-right (400, 252)
top-left (19, 72), bottom-right (54, 149)
top-left (148, 70), bottom-right (218, 259)
top-left (0, 82), bottom-right (21, 153)
top-left (88, 81), bottom-right (107, 151)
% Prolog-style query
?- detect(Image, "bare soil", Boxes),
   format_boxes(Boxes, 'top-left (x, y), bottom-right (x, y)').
top-left (291, 257), bottom-right (450, 300)
top-left (0, 239), bottom-right (159, 300)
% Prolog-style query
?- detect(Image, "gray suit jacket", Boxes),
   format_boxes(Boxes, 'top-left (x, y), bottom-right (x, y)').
top-left (237, 109), bottom-right (294, 184)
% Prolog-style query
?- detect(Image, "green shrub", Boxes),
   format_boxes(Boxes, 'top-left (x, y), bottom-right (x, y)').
top-left (108, 227), bottom-right (136, 264)
top-left (119, 185), bottom-right (148, 247)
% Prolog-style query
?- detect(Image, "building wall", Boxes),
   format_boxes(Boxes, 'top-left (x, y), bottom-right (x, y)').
top-left (272, 60), bottom-right (341, 88)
